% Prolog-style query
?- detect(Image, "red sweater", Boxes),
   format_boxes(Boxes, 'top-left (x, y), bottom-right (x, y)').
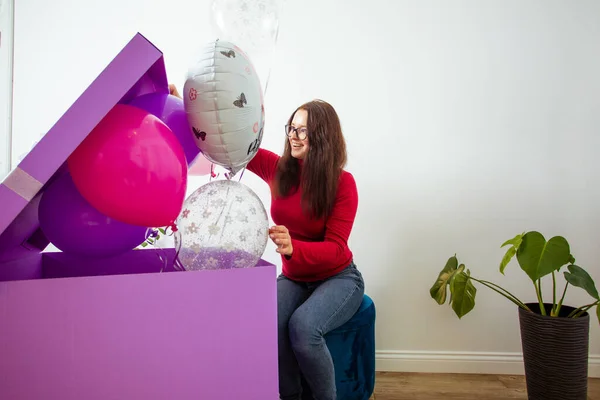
top-left (246, 148), bottom-right (358, 282)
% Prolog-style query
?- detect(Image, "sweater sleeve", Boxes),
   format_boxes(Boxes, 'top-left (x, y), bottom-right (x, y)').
top-left (246, 148), bottom-right (280, 183)
top-left (285, 172), bottom-right (359, 273)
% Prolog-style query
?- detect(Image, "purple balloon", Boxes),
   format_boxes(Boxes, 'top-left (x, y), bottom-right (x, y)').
top-left (38, 171), bottom-right (149, 258)
top-left (127, 93), bottom-right (201, 166)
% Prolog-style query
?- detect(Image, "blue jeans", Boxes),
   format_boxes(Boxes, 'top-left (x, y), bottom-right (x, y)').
top-left (277, 261), bottom-right (365, 400)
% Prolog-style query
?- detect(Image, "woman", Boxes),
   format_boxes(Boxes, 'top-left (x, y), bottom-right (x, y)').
top-left (170, 85), bottom-right (364, 400)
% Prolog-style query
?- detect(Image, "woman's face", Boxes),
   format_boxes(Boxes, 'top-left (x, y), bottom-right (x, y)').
top-left (289, 109), bottom-right (310, 160)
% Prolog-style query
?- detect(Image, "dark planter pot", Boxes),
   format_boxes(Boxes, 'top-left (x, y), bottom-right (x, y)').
top-left (518, 302), bottom-right (590, 400)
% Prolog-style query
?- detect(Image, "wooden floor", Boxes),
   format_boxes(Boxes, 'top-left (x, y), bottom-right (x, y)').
top-left (369, 372), bottom-right (600, 399)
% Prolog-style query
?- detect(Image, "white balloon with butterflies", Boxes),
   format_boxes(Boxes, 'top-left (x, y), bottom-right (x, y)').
top-left (184, 40), bottom-right (265, 178)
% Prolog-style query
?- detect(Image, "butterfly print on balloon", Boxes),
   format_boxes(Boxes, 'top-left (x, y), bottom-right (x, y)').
top-left (220, 50), bottom-right (236, 58)
top-left (192, 127), bottom-right (207, 141)
top-left (247, 127), bottom-right (263, 155)
top-left (233, 93), bottom-right (247, 108)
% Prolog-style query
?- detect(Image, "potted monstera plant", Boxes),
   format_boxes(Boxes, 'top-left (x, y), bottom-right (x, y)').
top-left (430, 231), bottom-right (599, 400)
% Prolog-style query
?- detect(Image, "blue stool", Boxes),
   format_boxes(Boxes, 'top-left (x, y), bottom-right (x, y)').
top-left (301, 294), bottom-right (376, 400)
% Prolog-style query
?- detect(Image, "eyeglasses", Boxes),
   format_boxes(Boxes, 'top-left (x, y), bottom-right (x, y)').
top-left (285, 125), bottom-right (308, 141)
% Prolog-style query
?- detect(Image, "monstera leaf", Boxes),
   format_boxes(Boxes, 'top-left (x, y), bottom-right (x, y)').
top-left (450, 269), bottom-right (477, 318)
top-left (597, 304), bottom-right (600, 326)
top-left (499, 233), bottom-right (524, 274)
top-left (430, 256), bottom-right (463, 305)
top-left (516, 231), bottom-right (572, 282)
top-left (430, 256), bottom-right (477, 318)
top-left (564, 265), bottom-right (600, 301)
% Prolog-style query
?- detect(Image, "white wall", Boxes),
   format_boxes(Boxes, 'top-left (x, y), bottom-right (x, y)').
top-left (0, 0), bottom-right (13, 180)
top-left (11, 0), bottom-right (600, 375)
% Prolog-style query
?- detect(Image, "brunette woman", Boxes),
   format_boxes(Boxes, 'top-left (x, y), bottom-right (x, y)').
top-left (246, 99), bottom-right (364, 400)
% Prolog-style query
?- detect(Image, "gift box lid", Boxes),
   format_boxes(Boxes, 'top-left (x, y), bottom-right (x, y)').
top-left (0, 33), bottom-right (169, 263)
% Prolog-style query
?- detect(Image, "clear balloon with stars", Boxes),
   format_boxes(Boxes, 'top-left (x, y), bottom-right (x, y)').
top-left (175, 179), bottom-right (269, 271)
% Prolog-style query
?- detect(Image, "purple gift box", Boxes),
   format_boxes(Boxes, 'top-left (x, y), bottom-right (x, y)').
top-left (0, 33), bottom-right (278, 400)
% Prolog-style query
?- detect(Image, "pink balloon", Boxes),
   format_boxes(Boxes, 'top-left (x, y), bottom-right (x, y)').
top-left (188, 154), bottom-right (213, 176)
top-left (68, 104), bottom-right (188, 229)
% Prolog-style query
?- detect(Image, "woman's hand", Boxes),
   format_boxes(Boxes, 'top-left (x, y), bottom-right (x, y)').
top-left (269, 225), bottom-right (293, 256)
top-left (169, 83), bottom-right (182, 99)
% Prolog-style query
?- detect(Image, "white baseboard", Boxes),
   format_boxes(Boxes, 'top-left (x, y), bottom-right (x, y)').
top-left (376, 350), bottom-right (600, 378)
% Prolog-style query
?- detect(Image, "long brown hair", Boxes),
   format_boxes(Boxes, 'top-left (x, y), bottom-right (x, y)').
top-left (272, 99), bottom-right (347, 220)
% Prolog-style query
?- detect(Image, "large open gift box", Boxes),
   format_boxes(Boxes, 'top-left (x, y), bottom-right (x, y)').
top-left (0, 33), bottom-right (278, 399)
